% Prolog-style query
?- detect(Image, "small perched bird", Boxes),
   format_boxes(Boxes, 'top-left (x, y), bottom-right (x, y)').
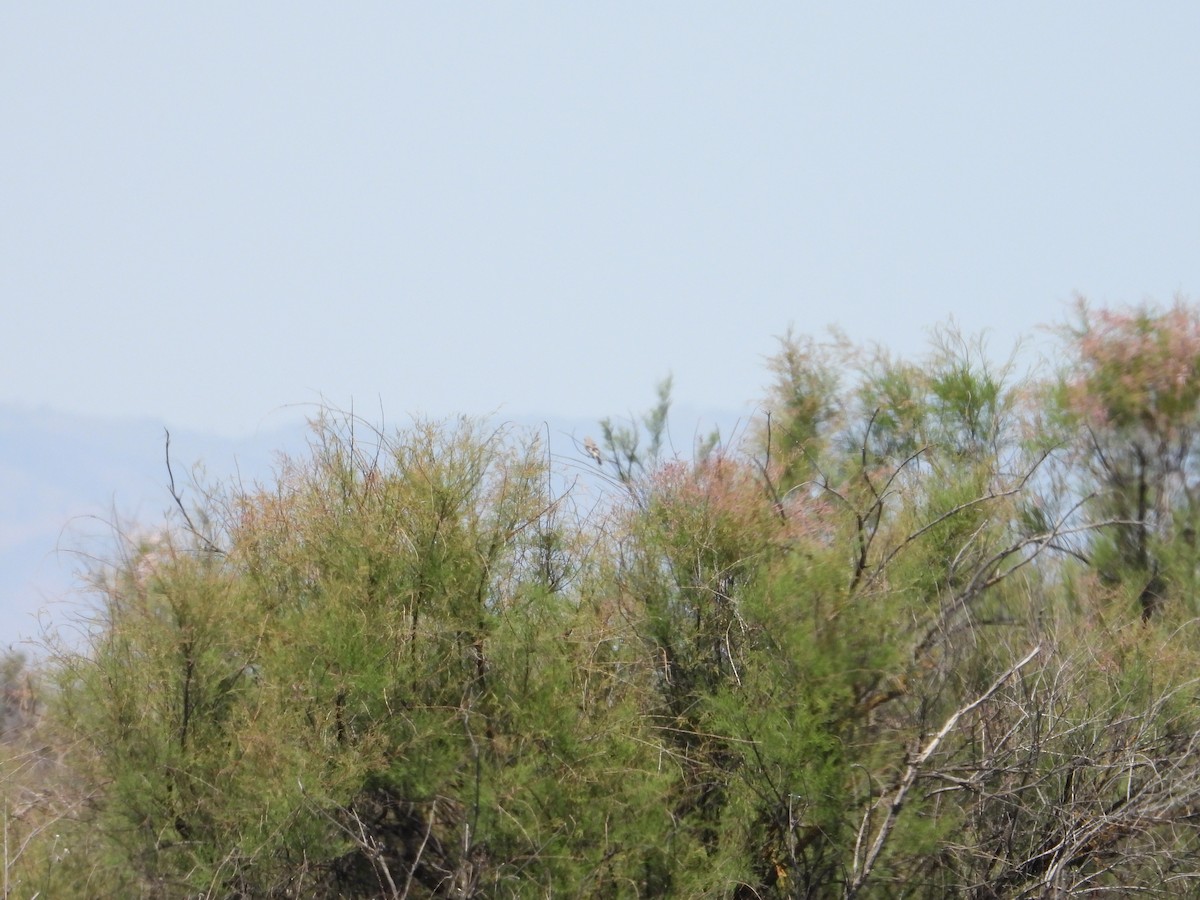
top-left (583, 437), bottom-right (603, 466)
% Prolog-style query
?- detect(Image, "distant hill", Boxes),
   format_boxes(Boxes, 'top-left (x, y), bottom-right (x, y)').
top-left (0, 406), bottom-right (309, 650)
top-left (0, 403), bottom-right (751, 651)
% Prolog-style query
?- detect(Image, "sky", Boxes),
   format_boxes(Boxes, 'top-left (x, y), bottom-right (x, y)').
top-left (3, 5), bottom-right (1199, 438)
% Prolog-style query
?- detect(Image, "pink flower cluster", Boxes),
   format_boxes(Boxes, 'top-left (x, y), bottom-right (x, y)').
top-left (647, 454), bottom-right (833, 553)
top-left (1062, 298), bottom-right (1200, 438)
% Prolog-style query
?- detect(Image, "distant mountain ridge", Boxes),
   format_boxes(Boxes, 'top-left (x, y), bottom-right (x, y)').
top-left (0, 403), bottom-right (750, 650)
top-left (0, 405), bottom-right (310, 649)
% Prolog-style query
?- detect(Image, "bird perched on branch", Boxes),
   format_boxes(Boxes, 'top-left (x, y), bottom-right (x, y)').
top-left (583, 437), bottom-right (602, 466)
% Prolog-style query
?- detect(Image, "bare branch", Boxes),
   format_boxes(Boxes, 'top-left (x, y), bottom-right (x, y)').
top-left (164, 429), bottom-right (224, 555)
top-left (846, 645), bottom-right (1042, 899)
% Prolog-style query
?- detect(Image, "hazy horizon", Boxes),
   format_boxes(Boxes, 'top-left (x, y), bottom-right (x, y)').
top-left (5, 5), bottom-right (1197, 437)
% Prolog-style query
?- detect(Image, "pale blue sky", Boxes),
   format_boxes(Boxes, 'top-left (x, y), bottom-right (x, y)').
top-left (3, 5), bottom-right (1199, 437)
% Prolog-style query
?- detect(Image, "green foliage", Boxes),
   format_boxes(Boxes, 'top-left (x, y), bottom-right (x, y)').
top-left (14, 302), bottom-right (1200, 897)
top-left (600, 375), bottom-right (674, 486)
top-left (1055, 298), bottom-right (1200, 617)
top-left (761, 329), bottom-right (842, 492)
top-left (35, 416), bottom-right (678, 896)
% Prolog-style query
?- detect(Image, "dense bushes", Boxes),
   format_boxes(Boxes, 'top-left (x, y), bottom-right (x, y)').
top-left (7, 301), bottom-right (1200, 897)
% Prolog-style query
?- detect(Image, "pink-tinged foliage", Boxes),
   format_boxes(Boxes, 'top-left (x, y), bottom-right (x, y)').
top-left (1061, 296), bottom-right (1200, 438)
top-left (645, 453), bottom-right (834, 566)
top-left (1056, 298), bottom-right (1200, 594)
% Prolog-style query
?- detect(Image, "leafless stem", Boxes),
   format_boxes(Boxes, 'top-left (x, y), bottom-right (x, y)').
top-left (846, 645), bottom-right (1042, 899)
top-left (164, 429), bottom-right (224, 555)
